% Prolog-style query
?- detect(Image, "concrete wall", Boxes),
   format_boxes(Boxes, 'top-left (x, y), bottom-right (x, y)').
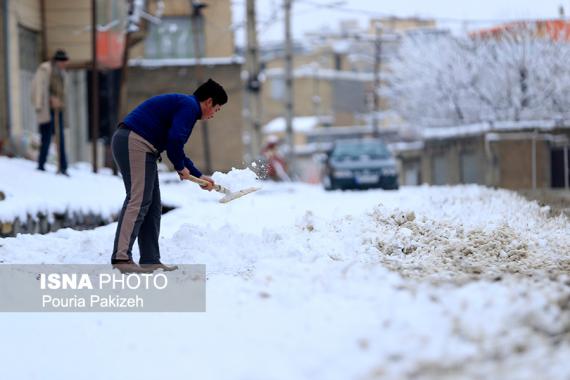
top-left (262, 74), bottom-right (370, 128)
top-left (45, 0), bottom-right (92, 64)
top-left (401, 130), bottom-right (570, 190)
top-left (127, 64), bottom-right (244, 173)
top-left (262, 71), bottom-right (375, 127)
top-left (495, 139), bottom-right (550, 189)
top-left (262, 46), bottom-right (372, 129)
top-left (266, 49), bottom-right (337, 71)
top-left (263, 76), bottom-right (334, 126)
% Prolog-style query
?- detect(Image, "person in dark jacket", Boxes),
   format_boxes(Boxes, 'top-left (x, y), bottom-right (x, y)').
top-left (111, 78), bottom-right (227, 273)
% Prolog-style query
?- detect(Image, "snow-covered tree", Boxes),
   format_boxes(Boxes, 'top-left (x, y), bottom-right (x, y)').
top-left (386, 24), bottom-right (570, 127)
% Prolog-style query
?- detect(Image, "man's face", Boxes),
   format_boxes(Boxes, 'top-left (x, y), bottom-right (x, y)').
top-left (202, 98), bottom-right (222, 120)
top-left (56, 60), bottom-right (67, 70)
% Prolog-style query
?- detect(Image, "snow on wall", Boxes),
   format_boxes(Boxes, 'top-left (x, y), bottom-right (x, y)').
top-left (129, 56), bottom-right (244, 68)
top-left (422, 120), bottom-right (569, 140)
top-left (263, 116), bottom-right (320, 134)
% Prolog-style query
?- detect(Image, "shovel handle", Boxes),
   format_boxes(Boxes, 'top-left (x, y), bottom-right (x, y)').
top-left (187, 174), bottom-right (210, 186)
top-left (187, 174), bottom-right (224, 193)
top-left (185, 174), bottom-right (259, 203)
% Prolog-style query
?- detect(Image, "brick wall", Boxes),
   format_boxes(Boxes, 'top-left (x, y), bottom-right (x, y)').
top-left (127, 63), bottom-right (244, 173)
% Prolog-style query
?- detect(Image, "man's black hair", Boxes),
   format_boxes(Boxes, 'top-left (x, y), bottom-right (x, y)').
top-left (193, 78), bottom-right (228, 106)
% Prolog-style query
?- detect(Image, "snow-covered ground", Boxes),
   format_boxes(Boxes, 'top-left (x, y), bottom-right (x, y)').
top-left (0, 158), bottom-right (569, 380)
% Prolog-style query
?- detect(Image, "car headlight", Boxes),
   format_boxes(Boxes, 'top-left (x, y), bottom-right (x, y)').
top-left (334, 170), bottom-right (353, 178)
top-left (382, 167), bottom-right (397, 176)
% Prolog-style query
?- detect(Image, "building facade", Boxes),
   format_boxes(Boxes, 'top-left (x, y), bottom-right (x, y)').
top-left (0, 0), bottom-right (126, 165)
top-left (395, 122), bottom-right (570, 190)
top-left (260, 17), bottom-right (439, 142)
top-left (0, 0), bottom-right (244, 174)
top-left (126, 0), bottom-right (244, 174)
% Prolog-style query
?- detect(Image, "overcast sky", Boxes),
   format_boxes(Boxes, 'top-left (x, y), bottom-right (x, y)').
top-left (231, 0), bottom-right (568, 45)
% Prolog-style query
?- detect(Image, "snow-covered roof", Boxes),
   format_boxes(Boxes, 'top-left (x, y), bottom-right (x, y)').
top-left (265, 66), bottom-right (374, 81)
top-left (294, 142), bottom-right (334, 155)
top-left (422, 120), bottom-right (569, 140)
top-left (129, 56), bottom-right (244, 68)
top-left (263, 116), bottom-right (320, 134)
top-left (332, 40), bottom-right (351, 54)
top-left (388, 141), bottom-right (425, 153)
top-left (305, 124), bottom-right (400, 137)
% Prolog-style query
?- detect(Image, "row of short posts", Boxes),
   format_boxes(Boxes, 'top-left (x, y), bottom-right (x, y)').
top-left (0, 204), bottom-right (176, 238)
top-left (0, 212), bottom-right (113, 238)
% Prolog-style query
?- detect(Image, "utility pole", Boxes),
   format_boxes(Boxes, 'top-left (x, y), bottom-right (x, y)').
top-left (191, 1), bottom-right (212, 174)
top-left (119, 0), bottom-right (136, 123)
top-left (40, 0), bottom-right (48, 61)
top-left (114, 0), bottom-right (137, 175)
top-left (372, 20), bottom-right (382, 137)
top-left (531, 129), bottom-right (537, 190)
top-left (245, 0), bottom-right (262, 161)
top-left (284, 0), bottom-right (296, 178)
top-left (91, 0), bottom-right (99, 173)
top-left (2, 0), bottom-right (12, 145)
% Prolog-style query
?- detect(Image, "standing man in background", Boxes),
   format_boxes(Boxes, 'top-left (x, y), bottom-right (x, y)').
top-left (32, 49), bottom-right (69, 175)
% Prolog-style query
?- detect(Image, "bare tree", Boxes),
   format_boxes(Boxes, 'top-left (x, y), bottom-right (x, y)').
top-left (386, 25), bottom-right (570, 127)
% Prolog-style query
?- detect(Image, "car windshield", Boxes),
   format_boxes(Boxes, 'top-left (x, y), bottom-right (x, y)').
top-left (332, 141), bottom-right (390, 159)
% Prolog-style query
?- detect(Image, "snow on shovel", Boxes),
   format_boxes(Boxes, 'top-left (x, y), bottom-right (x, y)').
top-left (187, 175), bottom-right (260, 203)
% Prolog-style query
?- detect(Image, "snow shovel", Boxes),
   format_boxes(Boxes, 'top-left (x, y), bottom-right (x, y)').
top-left (187, 175), bottom-right (260, 203)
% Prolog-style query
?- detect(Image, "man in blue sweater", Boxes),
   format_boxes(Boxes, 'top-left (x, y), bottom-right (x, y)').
top-left (111, 79), bottom-right (227, 273)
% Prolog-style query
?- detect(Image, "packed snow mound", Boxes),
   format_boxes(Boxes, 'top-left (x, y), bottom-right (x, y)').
top-left (292, 198), bottom-right (570, 285)
top-left (366, 205), bottom-right (568, 284)
top-left (211, 167), bottom-right (261, 191)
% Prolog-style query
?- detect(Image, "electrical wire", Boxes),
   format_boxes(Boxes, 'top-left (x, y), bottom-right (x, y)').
top-left (294, 0), bottom-right (565, 25)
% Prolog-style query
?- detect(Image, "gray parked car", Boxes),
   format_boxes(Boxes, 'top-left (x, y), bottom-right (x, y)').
top-left (323, 139), bottom-right (399, 190)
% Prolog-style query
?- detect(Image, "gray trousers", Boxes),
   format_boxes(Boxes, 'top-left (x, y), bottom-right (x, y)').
top-left (111, 127), bottom-right (162, 264)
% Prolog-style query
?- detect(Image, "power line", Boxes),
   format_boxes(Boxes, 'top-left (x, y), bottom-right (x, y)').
top-left (294, 0), bottom-right (565, 25)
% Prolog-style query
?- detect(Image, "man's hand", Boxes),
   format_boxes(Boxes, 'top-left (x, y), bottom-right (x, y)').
top-left (177, 169), bottom-right (215, 191)
top-left (50, 96), bottom-right (63, 110)
top-left (199, 175), bottom-right (215, 191)
top-left (177, 168), bottom-right (192, 181)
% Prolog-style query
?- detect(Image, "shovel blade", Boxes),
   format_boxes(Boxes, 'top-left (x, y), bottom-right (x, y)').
top-left (219, 187), bottom-right (260, 203)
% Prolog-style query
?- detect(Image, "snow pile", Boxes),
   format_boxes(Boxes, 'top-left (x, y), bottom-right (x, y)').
top-left (0, 157), bottom-right (125, 222)
top-left (211, 167), bottom-right (260, 191)
top-left (0, 175), bottom-right (569, 379)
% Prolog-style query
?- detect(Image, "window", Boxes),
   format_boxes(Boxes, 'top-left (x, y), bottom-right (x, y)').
top-left (432, 154), bottom-right (448, 185)
top-left (270, 77), bottom-right (285, 101)
top-left (460, 151), bottom-right (481, 184)
top-left (97, 0), bottom-right (127, 33)
top-left (18, 25), bottom-right (41, 134)
top-left (18, 25), bottom-right (41, 72)
top-left (145, 17), bottom-right (204, 59)
top-left (403, 160), bottom-right (421, 186)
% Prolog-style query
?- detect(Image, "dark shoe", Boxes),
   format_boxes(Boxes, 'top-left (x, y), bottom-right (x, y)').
top-left (37, 167), bottom-right (46, 172)
top-left (112, 259), bottom-right (154, 274)
top-left (57, 171), bottom-right (70, 177)
top-left (140, 262), bottom-right (179, 272)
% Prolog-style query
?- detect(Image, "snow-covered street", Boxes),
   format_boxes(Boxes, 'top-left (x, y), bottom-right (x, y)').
top-left (0, 158), bottom-right (569, 379)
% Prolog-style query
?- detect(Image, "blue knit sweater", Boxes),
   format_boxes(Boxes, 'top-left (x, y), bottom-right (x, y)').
top-left (123, 93), bottom-right (203, 177)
